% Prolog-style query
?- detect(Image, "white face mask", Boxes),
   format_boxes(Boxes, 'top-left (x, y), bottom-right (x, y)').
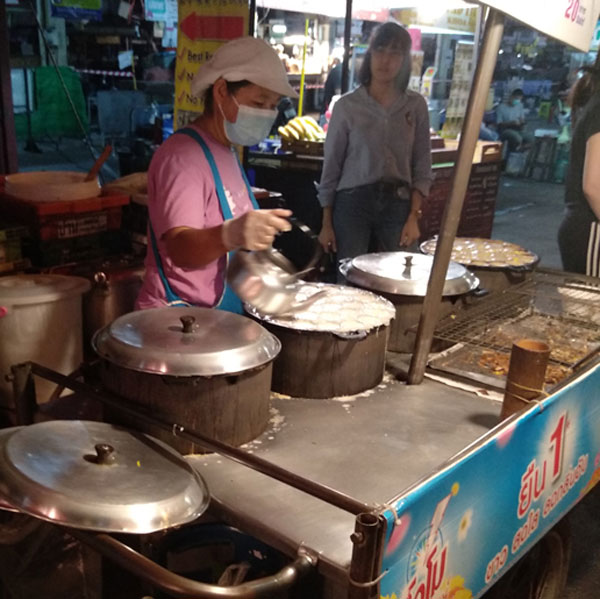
top-left (219, 95), bottom-right (277, 146)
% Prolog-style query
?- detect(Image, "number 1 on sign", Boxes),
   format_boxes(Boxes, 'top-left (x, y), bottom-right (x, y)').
top-left (549, 413), bottom-right (567, 482)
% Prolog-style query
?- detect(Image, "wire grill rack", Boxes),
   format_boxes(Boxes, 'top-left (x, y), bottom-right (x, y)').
top-left (432, 270), bottom-right (600, 371)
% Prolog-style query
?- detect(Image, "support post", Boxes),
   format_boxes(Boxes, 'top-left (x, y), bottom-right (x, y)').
top-left (10, 362), bottom-right (37, 425)
top-left (408, 9), bottom-right (505, 385)
top-left (0, 0), bottom-right (18, 174)
top-left (341, 0), bottom-right (353, 93)
top-left (348, 512), bottom-right (387, 599)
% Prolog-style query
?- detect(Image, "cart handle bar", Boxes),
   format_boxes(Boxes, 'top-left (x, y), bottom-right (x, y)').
top-left (26, 362), bottom-right (371, 516)
top-left (68, 528), bottom-right (317, 599)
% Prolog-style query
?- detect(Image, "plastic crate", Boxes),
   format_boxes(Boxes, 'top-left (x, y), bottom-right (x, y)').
top-left (0, 178), bottom-right (129, 242)
top-left (22, 230), bottom-right (130, 268)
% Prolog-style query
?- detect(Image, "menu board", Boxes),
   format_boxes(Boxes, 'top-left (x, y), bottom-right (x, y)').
top-left (475, 0), bottom-right (600, 52)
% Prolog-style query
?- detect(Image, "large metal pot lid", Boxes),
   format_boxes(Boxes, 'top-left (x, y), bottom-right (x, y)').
top-left (0, 421), bottom-right (209, 533)
top-left (92, 307), bottom-right (281, 376)
top-left (341, 251), bottom-right (479, 297)
top-left (420, 237), bottom-right (539, 271)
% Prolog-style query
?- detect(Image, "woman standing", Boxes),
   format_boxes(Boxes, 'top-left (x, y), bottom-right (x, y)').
top-left (557, 58), bottom-right (600, 276)
top-left (317, 22), bottom-right (432, 268)
top-left (136, 37), bottom-right (297, 311)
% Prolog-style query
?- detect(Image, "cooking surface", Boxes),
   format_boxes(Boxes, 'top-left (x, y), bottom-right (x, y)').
top-left (247, 282), bottom-right (395, 333)
top-left (187, 372), bottom-right (499, 577)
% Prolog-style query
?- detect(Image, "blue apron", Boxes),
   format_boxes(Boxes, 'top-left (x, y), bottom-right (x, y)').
top-left (148, 127), bottom-right (259, 314)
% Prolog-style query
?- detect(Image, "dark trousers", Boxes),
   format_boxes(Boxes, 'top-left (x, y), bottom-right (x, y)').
top-left (333, 185), bottom-right (411, 281)
top-left (558, 209), bottom-right (600, 276)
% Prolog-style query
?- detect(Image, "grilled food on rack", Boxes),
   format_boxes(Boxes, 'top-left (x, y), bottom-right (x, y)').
top-left (478, 350), bottom-right (571, 386)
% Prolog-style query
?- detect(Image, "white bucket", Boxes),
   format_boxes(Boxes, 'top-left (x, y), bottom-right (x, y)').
top-left (0, 275), bottom-right (91, 408)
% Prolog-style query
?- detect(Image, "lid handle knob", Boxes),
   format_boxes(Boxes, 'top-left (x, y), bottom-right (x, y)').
top-left (94, 443), bottom-right (116, 465)
top-left (403, 255), bottom-right (413, 278)
top-left (180, 315), bottom-right (196, 333)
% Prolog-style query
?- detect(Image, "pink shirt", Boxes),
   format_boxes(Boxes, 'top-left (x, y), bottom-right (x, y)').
top-left (136, 125), bottom-right (254, 309)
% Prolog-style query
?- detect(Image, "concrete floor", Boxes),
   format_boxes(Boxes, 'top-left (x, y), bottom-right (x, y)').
top-left (13, 138), bottom-right (600, 598)
top-left (492, 173), bottom-right (565, 270)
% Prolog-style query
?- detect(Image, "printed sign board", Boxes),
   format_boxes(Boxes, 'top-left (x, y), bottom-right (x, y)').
top-left (474, 0), bottom-right (600, 52)
top-left (174, 0), bottom-right (249, 130)
top-left (379, 363), bottom-right (600, 599)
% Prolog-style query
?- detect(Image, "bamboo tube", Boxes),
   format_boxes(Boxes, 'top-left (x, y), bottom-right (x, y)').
top-left (500, 339), bottom-right (550, 420)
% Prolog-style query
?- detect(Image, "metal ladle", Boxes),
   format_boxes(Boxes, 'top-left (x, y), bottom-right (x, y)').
top-left (227, 217), bottom-right (327, 316)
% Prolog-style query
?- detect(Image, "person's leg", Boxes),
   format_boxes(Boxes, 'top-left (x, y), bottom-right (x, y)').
top-left (557, 211), bottom-right (593, 275)
top-left (373, 194), bottom-right (411, 252)
top-left (333, 187), bottom-right (374, 281)
top-left (500, 129), bottom-right (523, 152)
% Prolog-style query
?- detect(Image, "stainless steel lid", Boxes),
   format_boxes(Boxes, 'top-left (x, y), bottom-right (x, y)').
top-left (0, 421), bottom-right (210, 533)
top-left (92, 307), bottom-right (281, 376)
top-left (340, 251), bottom-right (479, 297)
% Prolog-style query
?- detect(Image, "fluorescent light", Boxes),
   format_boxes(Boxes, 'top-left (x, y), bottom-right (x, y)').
top-left (272, 24), bottom-right (287, 34)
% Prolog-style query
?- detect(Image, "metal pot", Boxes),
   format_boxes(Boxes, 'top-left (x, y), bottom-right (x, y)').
top-left (340, 252), bottom-right (480, 353)
top-left (0, 420), bottom-right (209, 533)
top-left (51, 257), bottom-right (145, 358)
top-left (83, 260), bottom-right (145, 355)
top-left (92, 307), bottom-right (281, 454)
top-left (246, 283), bottom-right (395, 398)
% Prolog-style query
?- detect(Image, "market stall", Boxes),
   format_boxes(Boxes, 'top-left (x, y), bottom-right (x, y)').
top-left (0, 2), bottom-right (600, 599)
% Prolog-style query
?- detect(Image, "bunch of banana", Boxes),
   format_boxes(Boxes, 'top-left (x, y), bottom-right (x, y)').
top-left (278, 116), bottom-right (325, 142)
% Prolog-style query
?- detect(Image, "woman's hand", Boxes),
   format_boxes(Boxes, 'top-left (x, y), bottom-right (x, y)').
top-left (222, 208), bottom-right (293, 251)
top-left (399, 213), bottom-right (420, 247)
top-left (318, 222), bottom-right (337, 253)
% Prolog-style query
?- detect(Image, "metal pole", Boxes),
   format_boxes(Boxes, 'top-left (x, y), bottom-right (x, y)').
top-left (29, 362), bottom-right (372, 516)
top-left (0, 0), bottom-right (18, 173)
top-left (408, 9), bottom-right (505, 385)
top-left (341, 0), bottom-right (353, 93)
top-left (9, 362), bottom-right (37, 425)
top-left (348, 513), bottom-right (387, 599)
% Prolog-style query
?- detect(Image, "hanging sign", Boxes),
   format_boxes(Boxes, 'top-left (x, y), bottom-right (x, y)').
top-left (145, 0), bottom-right (177, 23)
top-left (174, 0), bottom-right (249, 130)
top-left (392, 7), bottom-right (479, 34)
top-left (50, 0), bottom-right (102, 21)
top-left (474, 0), bottom-right (600, 52)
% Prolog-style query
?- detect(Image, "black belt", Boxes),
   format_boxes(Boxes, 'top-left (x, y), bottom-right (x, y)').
top-left (356, 180), bottom-right (410, 196)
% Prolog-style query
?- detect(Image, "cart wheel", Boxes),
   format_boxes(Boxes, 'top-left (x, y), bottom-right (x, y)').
top-left (483, 517), bottom-right (571, 599)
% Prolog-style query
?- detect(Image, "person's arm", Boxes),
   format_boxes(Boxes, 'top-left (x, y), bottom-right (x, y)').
top-left (400, 188), bottom-right (425, 247)
top-left (163, 208), bottom-right (293, 268)
top-left (318, 101), bottom-right (349, 252)
top-left (583, 132), bottom-right (600, 220)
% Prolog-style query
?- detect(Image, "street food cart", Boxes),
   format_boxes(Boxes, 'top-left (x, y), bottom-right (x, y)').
top-left (1, 2), bottom-right (599, 599)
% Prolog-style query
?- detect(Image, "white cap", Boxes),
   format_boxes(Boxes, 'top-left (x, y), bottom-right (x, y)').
top-left (191, 36), bottom-right (298, 99)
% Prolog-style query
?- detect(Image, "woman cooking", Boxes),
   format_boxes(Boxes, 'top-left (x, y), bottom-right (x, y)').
top-left (136, 37), bottom-right (298, 312)
top-left (317, 22), bottom-right (432, 272)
